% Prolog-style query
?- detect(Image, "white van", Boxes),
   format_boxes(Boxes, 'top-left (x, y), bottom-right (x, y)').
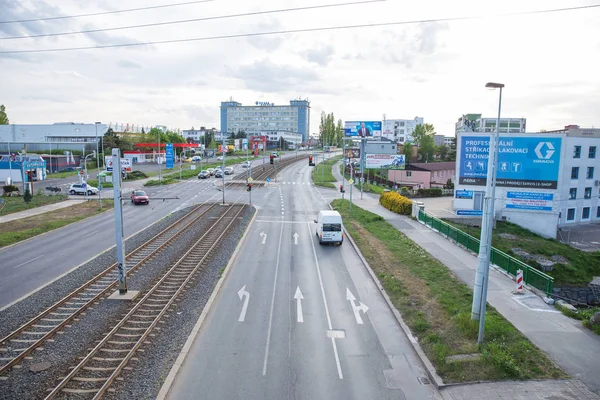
top-left (315, 210), bottom-right (343, 245)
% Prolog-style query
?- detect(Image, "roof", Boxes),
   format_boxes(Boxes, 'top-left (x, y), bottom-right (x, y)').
top-left (319, 210), bottom-right (341, 217)
top-left (408, 162), bottom-right (456, 172)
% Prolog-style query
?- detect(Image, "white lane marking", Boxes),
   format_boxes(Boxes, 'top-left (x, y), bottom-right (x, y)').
top-left (306, 223), bottom-right (343, 379)
top-left (260, 232), bottom-right (267, 244)
top-left (294, 286), bottom-right (304, 323)
top-left (14, 254), bottom-right (45, 269)
top-left (346, 288), bottom-right (369, 325)
top-left (511, 296), bottom-right (561, 313)
top-left (237, 285), bottom-right (250, 322)
top-left (293, 232), bottom-right (299, 245)
top-left (262, 217), bottom-right (285, 376)
top-left (80, 230), bottom-right (98, 239)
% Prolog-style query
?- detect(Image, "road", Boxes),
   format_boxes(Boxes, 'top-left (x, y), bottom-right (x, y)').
top-left (166, 158), bottom-right (439, 399)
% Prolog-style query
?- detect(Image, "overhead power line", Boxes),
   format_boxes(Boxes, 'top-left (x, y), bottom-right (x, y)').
top-left (0, 0), bottom-right (386, 40)
top-left (0, 0), bottom-right (217, 24)
top-left (1, 3), bottom-right (598, 54)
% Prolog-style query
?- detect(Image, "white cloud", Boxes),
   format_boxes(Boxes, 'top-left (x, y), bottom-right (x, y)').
top-left (1, 0), bottom-right (599, 134)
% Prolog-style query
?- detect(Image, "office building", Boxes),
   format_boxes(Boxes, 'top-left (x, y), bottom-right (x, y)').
top-left (220, 99), bottom-right (310, 142)
top-left (455, 113), bottom-right (526, 135)
top-left (0, 123), bottom-right (108, 153)
top-left (381, 117), bottom-right (424, 143)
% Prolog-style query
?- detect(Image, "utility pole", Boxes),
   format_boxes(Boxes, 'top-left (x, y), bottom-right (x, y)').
top-left (158, 130), bottom-right (162, 181)
top-left (112, 148), bottom-right (127, 294)
top-left (222, 134), bottom-right (226, 205)
top-left (360, 137), bottom-right (365, 199)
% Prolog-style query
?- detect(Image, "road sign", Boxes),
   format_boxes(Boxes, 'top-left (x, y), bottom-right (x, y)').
top-left (82, 183), bottom-right (87, 188)
top-left (248, 177), bottom-right (254, 183)
top-left (166, 143), bottom-right (174, 169)
top-left (266, 177), bottom-right (270, 182)
top-left (349, 179), bottom-right (354, 184)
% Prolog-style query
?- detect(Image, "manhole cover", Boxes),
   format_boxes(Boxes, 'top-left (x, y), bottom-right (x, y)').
top-left (417, 377), bottom-right (431, 385)
top-left (30, 362), bottom-right (51, 373)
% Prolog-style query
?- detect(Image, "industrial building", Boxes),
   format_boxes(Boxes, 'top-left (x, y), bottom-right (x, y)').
top-left (453, 126), bottom-right (600, 238)
top-left (220, 99), bottom-right (310, 142)
top-left (455, 114), bottom-right (526, 135)
top-left (0, 123), bottom-right (108, 153)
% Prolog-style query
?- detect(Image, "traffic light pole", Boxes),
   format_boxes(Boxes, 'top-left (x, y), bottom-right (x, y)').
top-left (112, 148), bottom-right (127, 294)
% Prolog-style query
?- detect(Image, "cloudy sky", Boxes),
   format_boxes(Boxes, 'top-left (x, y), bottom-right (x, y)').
top-left (1, 0), bottom-right (599, 136)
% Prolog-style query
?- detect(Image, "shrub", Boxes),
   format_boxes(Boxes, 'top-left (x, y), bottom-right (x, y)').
top-left (23, 188), bottom-right (33, 203)
top-left (3, 185), bottom-right (19, 194)
top-left (417, 188), bottom-right (443, 197)
top-left (379, 191), bottom-right (412, 215)
top-left (400, 186), bottom-right (410, 196)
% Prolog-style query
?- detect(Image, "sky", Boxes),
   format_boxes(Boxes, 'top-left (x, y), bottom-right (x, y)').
top-left (1, 0), bottom-right (599, 137)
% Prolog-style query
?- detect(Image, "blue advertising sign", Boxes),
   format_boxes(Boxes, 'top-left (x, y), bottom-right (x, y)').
top-left (242, 138), bottom-right (248, 151)
top-left (165, 143), bottom-right (174, 169)
top-left (344, 121), bottom-right (382, 137)
top-left (457, 209), bottom-right (483, 216)
top-left (455, 190), bottom-right (473, 199)
top-left (459, 136), bottom-right (562, 189)
top-left (24, 160), bottom-right (46, 170)
top-left (506, 191), bottom-right (553, 211)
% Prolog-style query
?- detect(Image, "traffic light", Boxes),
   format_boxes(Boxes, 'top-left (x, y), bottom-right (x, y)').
top-left (339, 185), bottom-right (345, 193)
top-left (246, 183), bottom-right (252, 192)
top-left (270, 155), bottom-right (274, 165)
top-left (308, 156), bottom-right (313, 166)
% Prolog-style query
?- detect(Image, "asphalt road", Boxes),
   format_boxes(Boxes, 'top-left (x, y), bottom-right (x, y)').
top-left (166, 159), bottom-right (439, 399)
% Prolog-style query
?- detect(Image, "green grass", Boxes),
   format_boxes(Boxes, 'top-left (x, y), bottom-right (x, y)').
top-left (444, 220), bottom-right (600, 285)
top-left (331, 199), bottom-right (565, 383)
top-left (0, 195), bottom-right (68, 216)
top-left (311, 156), bottom-right (341, 188)
top-left (556, 305), bottom-right (600, 335)
top-left (47, 170), bottom-right (79, 179)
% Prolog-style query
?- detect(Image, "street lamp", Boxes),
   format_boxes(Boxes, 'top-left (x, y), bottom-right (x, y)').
top-left (95, 122), bottom-right (101, 171)
top-left (471, 82), bottom-right (504, 345)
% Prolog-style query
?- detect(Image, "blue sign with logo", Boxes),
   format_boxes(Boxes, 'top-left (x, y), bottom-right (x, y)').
top-left (166, 143), bottom-right (174, 169)
top-left (457, 209), bottom-right (483, 216)
top-left (242, 138), bottom-right (248, 151)
top-left (506, 191), bottom-right (553, 211)
top-left (24, 160), bottom-right (46, 170)
top-left (455, 190), bottom-right (473, 199)
top-left (344, 121), bottom-right (382, 137)
top-left (459, 136), bottom-right (562, 189)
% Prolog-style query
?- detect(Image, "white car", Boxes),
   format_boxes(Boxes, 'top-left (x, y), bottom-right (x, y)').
top-left (216, 156), bottom-right (224, 161)
top-left (69, 183), bottom-right (99, 195)
top-left (191, 156), bottom-right (202, 162)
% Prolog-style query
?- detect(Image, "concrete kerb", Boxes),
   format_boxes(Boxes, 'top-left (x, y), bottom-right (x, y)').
top-left (156, 205), bottom-right (258, 400)
top-left (327, 201), bottom-right (446, 389)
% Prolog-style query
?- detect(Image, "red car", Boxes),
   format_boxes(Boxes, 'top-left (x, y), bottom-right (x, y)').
top-left (131, 190), bottom-right (149, 205)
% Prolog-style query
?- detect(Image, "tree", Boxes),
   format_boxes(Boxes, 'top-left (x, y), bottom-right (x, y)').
top-left (319, 111), bottom-right (339, 147)
top-left (418, 135), bottom-right (436, 162)
top-left (403, 142), bottom-right (413, 166)
top-left (0, 104), bottom-right (9, 124)
top-left (447, 137), bottom-right (457, 161)
top-left (23, 187), bottom-right (32, 203)
top-left (438, 144), bottom-right (449, 160)
top-left (411, 123), bottom-right (435, 147)
top-left (235, 130), bottom-right (247, 139)
top-left (103, 128), bottom-right (121, 150)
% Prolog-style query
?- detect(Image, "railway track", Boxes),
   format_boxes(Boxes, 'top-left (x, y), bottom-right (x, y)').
top-left (233, 154), bottom-right (308, 185)
top-left (0, 202), bottom-right (220, 376)
top-left (45, 203), bottom-right (246, 399)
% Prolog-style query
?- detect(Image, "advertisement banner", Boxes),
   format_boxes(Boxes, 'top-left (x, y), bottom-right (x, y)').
top-left (382, 120), bottom-right (395, 140)
top-left (165, 143), bottom-right (174, 169)
top-left (459, 136), bottom-right (562, 188)
top-left (455, 190), bottom-right (473, 199)
top-left (365, 154), bottom-right (405, 170)
top-left (457, 209), bottom-right (483, 216)
top-left (242, 138), bottom-right (248, 151)
top-left (506, 192), bottom-right (553, 211)
top-left (105, 157), bottom-right (132, 172)
top-left (345, 148), bottom-right (360, 159)
top-left (344, 121), bottom-right (382, 137)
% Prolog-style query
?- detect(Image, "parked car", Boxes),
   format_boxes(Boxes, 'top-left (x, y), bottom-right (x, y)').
top-left (271, 152), bottom-right (279, 158)
top-left (224, 167), bottom-right (234, 175)
top-left (214, 170), bottom-right (223, 178)
top-left (216, 156), bottom-right (224, 161)
top-left (198, 170), bottom-right (209, 179)
top-left (242, 160), bottom-right (251, 168)
top-left (131, 190), bottom-right (149, 205)
top-left (207, 168), bottom-right (215, 176)
top-left (69, 183), bottom-right (98, 196)
top-left (183, 157), bottom-right (193, 163)
top-left (191, 156), bottom-right (202, 162)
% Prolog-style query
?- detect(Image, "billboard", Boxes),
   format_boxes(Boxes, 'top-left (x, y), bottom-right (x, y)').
top-left (382, 120), bottom-right (395, 140)
top-left (165, 143), bottom-right (174, 169)
top-left (506, 192), bottom-right (553, 211)
top-left (105, 157), bottom-right (132, 172)
top-left (365, 154), bottom-right (405, 170)
top-left (345, 148), bottom-right (360, 159)
top-left (459, 136), bottom-right (562, 189)
top-left (344, 121), bottom-right (382, 137)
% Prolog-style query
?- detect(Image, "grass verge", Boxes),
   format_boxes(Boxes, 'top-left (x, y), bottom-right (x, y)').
top-left (331, 199), bottom-right (565, 383)
top-left (443, 220), bottom-right (600, 285)
top-left (312, 156), bottom-right (341, 188)
top-left (0, 195), bottom-right (68, 216)
top-left (0, 199), bottom-right (113, 248)
top-left (47, 170), bottom-right (79, 179)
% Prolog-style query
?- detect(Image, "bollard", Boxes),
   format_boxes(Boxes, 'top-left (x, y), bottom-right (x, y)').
top-left (514, 269), bottom-right (524, 295)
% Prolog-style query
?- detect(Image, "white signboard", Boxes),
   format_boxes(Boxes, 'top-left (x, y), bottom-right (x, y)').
top-left (365, 154), bottom-right (405, 170)
top-left (382, 120), bottom-right (395, 140)
top-left (506, 192), bottom-right (553, 211)
top-left (105, 157), bottom-right (132, 172)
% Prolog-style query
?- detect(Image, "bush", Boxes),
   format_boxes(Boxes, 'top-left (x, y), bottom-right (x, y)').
top-left (417, 188), bottom-right (443, 197)
top-left (23, 188), bottom-right (33, 203)
top-left (379, 191), bottom-right (412, 215)
top-left (400, 186), bottom-right (410, 196)
top-left (3, 185), bottom-right (19, 195)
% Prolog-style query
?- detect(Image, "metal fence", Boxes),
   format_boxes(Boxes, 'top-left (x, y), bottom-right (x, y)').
top-left (418, 209), bottom-right (554, 295)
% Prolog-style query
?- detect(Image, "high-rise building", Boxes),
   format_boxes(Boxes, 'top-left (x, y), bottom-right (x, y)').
top-left (220, 99), bottom-right (310, 142)
top-left (455, 113), bottom-right (526, 135)
top-left (381, 117), bottom-right (424, 143)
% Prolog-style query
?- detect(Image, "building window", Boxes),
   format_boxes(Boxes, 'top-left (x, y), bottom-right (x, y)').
top-left (569, 188), bottom-right (577, 199)
top-left (584, 187), bottom-right (592, 199)
top-left (582, 207), bottom-right (590, 220)
top-left (567, 208), bottom-right (576, 221)
top-left (597, 206), bottom-right (600, 218)
top-left (406, 171), bottom-right (412, 177)
top-left (573, 146), bottom-right (581, 158)
top-left (590, 146), bottom-right (597, 159)
top-left (571, 167), bottom-right (579, 179)
top-left (587, 167), bottom-right (595, 179)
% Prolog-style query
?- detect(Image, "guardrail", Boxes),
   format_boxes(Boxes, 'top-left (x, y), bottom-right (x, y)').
top-left (417, 209), bottom-right (554, 295)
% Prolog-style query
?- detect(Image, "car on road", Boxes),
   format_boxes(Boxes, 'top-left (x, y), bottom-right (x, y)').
top-left (191, 156), bottom-right (202, 162)
top-left (315, 210), bottom-right (343, 245)
top-left (216, 156), bottom-right (224, 161)
top-left (198, 170), bottom-right (209, 179)
top-left (241, 160), bottom-right (251, 168)
top-left (207, 168), bottom-right (215, 176)
top-left (224, 167), bottom-right (234, 175)
top-left (271, 152), bottom-right (279, 158)
top-left (130, 190), bottom-right (149, 205)
top-left (69, 183), bottom-right (98, 196)
top-left (183, 157), bottom-right (193, 163)
top-left (214, 170), bottom-right (223, 178)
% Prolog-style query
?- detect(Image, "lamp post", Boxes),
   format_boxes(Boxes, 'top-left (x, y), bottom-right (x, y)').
top-left (95, 122), bottom-right (101, 171)
top-left (471, 82), bottom-right (504, 345)
top-left (222, 134), bottom-right (226, 205)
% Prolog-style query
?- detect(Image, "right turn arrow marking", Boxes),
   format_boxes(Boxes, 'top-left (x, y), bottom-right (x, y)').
top-left (346, 288), bottom-right (369, 325)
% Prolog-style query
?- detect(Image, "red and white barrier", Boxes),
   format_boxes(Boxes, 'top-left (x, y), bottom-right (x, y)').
top-left (515, 269), bottom-right (524, 293)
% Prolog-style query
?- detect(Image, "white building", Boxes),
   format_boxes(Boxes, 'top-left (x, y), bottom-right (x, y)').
top-left (453, 127), bottom-right (600, 238)
top-left (181, 128), bottom-right (223, 145)
top-left (381, 117), bottom-right (424, 143)
top-left (0, 123), bottom-right (108, 152)
top-left (444, 136), bottom-right (455, 147)
top-left (456, 114), bottom-right (526, 135)
top-left (250, 131), bottom-right (303, 149)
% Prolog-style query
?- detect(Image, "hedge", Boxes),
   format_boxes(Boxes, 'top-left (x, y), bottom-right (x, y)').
top-left (379, 191), bottom-right (412, 215)
top-left (417, 188), bottom-right (442, 197)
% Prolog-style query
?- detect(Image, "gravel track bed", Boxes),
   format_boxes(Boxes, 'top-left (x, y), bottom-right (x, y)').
top-left (0, 204), bottom-right (238, 399)
top-left (104, 205), bottom-right (255, 400)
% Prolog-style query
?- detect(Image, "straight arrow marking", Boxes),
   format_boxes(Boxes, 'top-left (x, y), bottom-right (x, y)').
top-left (237, 285), bottom-right (250, 322)
top-left (293, 232), bottom-right (299, 245)
top-left (294, 286), bottom-right (304, 323)
top-left (346, 287), bottom-right (369, 325)
top-left (260, 231), bottom-right (267, 245)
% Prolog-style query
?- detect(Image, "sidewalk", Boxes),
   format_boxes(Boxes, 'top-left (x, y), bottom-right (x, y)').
top-left (328, 162), bottom-right (600, 398)
top-left (0, 199), bottom-right (86, 224)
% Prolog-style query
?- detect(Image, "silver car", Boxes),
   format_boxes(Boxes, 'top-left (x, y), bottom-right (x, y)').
top-left (69, 183), bottom-right (98, 195)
